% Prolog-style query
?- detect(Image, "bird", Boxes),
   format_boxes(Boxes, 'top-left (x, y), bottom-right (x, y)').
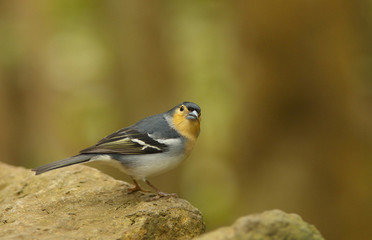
top-left (32, 101), bottom-right (201, 198)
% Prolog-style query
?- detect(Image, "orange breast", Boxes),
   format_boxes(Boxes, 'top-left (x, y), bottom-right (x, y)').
top-left (172, 115), bottom-right (200, 156)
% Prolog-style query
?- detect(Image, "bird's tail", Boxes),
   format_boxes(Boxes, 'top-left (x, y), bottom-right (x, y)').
top-left (32, 154), bottom-right (92, 175)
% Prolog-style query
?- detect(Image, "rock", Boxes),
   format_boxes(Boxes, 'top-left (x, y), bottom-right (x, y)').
top-left (0, 162), bottom-right (325, 240)
top-left (195, 209), bottom-right (324, 240)
top-left (0, 162), bottom-right (205, 240)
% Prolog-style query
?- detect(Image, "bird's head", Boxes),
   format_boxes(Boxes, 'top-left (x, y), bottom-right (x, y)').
top-left (169, 102), bottom-right (201, 140)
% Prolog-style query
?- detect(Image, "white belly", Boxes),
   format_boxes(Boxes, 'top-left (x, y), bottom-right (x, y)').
top-left (90, 152), bottom-right (186, 180)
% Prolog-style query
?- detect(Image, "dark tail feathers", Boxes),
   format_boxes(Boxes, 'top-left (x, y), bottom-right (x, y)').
top-left (32, 155), bottom-right (92, 175)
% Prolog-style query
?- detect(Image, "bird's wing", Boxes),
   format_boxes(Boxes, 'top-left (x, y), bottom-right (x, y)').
top-left (79, 128), bottom-right (168, 155)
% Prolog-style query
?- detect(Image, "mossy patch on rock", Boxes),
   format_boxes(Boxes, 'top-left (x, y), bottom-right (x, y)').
top-left (195, 209), bottom-right (324, 240)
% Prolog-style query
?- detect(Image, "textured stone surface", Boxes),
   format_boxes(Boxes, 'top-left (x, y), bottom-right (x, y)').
top-left (196, 209), bottom-right (324, 240)
top-left (0, 162), bottom-right (205, 240)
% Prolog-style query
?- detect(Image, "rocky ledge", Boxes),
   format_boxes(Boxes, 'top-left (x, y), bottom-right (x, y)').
top-left (0, 162), bottom-right (324, 240)
top-left (0, 162), bottom-right (205, 239)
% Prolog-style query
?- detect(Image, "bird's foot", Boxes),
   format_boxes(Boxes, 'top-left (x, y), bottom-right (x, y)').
top-left (127, 186), bottom-right (151, 194)
top-left (128, 178), bottom-right (151, 194)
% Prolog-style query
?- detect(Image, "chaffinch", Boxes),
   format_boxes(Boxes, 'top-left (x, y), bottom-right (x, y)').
top-left (33, 102), bottom-right (201, 198)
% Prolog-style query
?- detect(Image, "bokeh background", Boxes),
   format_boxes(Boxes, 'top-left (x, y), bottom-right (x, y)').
top-left (1, 1), bottom-right (372, 239)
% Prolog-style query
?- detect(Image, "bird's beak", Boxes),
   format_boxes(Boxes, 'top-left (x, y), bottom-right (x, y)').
top-left (186, 110), bottom-right (199, 120)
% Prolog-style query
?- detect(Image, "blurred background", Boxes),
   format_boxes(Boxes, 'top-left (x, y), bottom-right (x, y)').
top-left (1, 1), bottom-right (372, 239)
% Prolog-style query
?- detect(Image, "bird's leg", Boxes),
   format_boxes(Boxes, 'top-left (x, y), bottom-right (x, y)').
top-left (128, 177), bottom-right (151, 193)
top-left (145, 179), bottom-right (178, 199)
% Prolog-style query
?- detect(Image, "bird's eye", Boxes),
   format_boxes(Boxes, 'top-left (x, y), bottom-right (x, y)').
top-left (180, 106), bottom-right (184, 111)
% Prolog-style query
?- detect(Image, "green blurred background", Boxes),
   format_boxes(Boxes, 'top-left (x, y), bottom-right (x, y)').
top-left (1, 1), bottom-right (372, 239)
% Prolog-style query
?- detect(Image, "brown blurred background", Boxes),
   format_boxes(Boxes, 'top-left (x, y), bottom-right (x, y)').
top-left (1, 1), bottom-right (372, 239)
